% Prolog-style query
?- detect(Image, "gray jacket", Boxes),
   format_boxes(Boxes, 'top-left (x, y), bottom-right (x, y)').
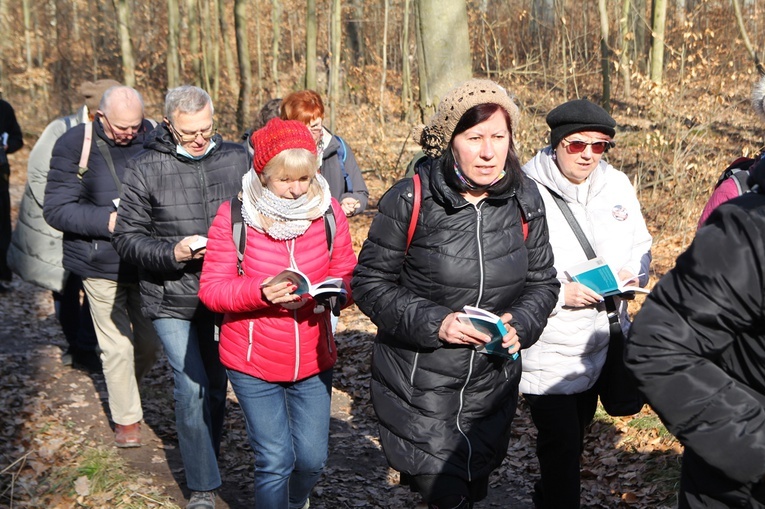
top-left (8, 107), bottom-right (87, 292)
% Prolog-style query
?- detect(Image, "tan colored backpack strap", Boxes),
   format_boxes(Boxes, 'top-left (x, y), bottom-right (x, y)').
top-left (78, 120), bottom-right (93, 173)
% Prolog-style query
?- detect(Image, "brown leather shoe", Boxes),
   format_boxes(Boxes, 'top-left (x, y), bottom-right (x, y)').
top-left (114, 422), bottom-right (141, 448)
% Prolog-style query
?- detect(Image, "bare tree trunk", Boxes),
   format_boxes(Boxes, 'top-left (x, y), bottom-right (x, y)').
top-left (732, 0), bottom-right (765, 75)
top-left (346, 0), bottom-right (364, 67)
top-left (415, 0), bottom-right (472, 120)
top-left (649, 0), bottom-right (667, 83)
top-left (305, 0), bottom-right (317, 90)
top-left (632, 0), bottom-right (647, 73)
top-left (379, 0), bottom-right (389, 127)
top-left (114, 0), bottom-right (136, 86)
top-left (23, 0), bottom-right (32, 70)
top-left (255, 0), bottom-right (264, 105)
top-left (271, 0), bottom-right (282, 95)
top-left (0, 0), bottom-right (8, 90)
top-left (329, 0), bottom-right (341, 132)
top-left (620, 0), bottom-right (632, 98)
top-left (186, 0), bottom-right (201, 86)
top-left (218, 0), bottom-right (237, 95)
top-left (598, 0), bottom-right (611, 111)
top-left (401, 0), bottom-right (413, 123)
top-left (235, 0), bottom-right (252, 130)
top-left (167, 0), bottom-right (181, 88)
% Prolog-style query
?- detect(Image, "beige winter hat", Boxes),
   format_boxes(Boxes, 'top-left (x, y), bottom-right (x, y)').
top-left (413, 78), bottom-right (520, 158)
top-left (80, 79), bottom-right (121, 114)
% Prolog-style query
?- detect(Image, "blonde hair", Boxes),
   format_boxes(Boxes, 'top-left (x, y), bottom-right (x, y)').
top-left (259, 148), bottom-right (324, 200)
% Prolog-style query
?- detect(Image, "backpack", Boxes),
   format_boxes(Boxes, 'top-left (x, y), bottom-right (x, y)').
top-left (715, 156), bottom-right (758, 195)
top-left (334, 135), bottom-right (353, 193)
top-left (229, 197), bottom-right (337, 277)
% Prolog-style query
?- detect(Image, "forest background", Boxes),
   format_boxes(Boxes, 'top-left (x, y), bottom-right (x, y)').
top-left (1, 0), bottom-right (765, 508)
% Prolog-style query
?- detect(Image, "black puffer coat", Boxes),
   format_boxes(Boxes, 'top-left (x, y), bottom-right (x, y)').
top-left (111, 125), bottom-right (248, 320)
top-left (625, 162), bottom-right (765, 506)
top-left (44, 119), bottom-right (152, 281)
top-left (351, 159), bottom-right (559, 484)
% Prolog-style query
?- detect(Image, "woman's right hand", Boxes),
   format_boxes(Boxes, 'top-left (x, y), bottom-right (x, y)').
top-left (563, 282), bottom-right (602, 308)
top-left (261, 278), bottom-right (305, 308)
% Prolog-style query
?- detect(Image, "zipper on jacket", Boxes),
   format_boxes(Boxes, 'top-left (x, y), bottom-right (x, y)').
top-left (457, 350), bottom-right (476, 482)
top-left (409, 351), bottom-right (420, 386)
top-left (247, 321), bottom-right (254, 362)
top-left (292, 309), bottom-right (300, 381)
top-left (197, 161), bottom-right (211, 228)
top-left (474, 203), bottom-right (486, 305)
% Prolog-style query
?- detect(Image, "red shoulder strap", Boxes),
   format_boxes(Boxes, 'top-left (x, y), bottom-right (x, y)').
top-left (405, 174), bottom-right (421, 254)
top-left (522, 213), bottom-right (528, 241)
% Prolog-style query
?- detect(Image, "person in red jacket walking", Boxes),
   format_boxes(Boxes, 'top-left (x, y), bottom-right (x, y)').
top-left (198, 118), bottom-right (356, 509)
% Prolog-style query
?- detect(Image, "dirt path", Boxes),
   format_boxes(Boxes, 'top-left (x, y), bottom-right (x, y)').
top-left (0, 278), bottom-right (533, 509)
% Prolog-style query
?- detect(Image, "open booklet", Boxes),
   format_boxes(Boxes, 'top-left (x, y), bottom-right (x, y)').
top-left (456, 306), bottom-right (519, 360)
top-left (564, 256), bottom-right (648, 297)
top-left (261, 268), bottom-right (346, 300)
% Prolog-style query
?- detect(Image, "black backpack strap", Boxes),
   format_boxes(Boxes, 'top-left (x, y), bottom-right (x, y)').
top-left (324, 204), bottom-right (336, 258)
top-left (230, 198), bottom-right (246, 276)
top-left (731, 169), bottom-right (751, 195)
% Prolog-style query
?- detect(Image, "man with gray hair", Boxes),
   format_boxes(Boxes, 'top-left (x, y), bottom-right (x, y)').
top-left (44, 85), bottom-right (162, 448)
top-left (112, 85), bottom-right (248, 509)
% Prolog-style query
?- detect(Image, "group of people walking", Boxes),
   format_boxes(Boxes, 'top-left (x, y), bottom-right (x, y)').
top-left (3, 73), bottom-right (764, 509)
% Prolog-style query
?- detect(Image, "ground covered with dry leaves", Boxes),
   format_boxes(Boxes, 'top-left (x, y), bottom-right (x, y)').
top-left (0, 216), bottom-right (683, 509)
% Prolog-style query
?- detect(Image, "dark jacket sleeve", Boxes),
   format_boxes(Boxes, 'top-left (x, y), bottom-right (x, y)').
top-left (1, 100), bottom-right (23, 154)
top-left (111, 160), bottom-right (183, 273)
top-left (507, 183), bottom-right (559, 348)
top-left (352, 179), bottom-right (451, 350)
top-left (43, 128), bottom-right (111, 239)
top-left (626, 199), bottom-right (765, 485)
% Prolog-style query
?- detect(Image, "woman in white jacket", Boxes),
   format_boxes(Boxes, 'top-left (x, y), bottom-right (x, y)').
top-left (520, 99), bottom-right (652, 509)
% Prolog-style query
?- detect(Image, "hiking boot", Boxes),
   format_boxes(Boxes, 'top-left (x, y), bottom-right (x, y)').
top-left (72, 349), bottom-right (102, 373)
top-left (187, 490), bottom-right (216, 509)
top-left (61, 348), bottom-right (74, 367)
top-left (114, 422), bottom-right (141, 448)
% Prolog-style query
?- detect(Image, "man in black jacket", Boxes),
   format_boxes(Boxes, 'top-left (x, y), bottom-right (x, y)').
top-left (44, 86), bottom-right (161, 448)
top-left (626, 158), bottom-right (765, 508)
top-left (112, 85), bottom-right (248, 509)
top-left (0, 98), bottom-right (23, 292)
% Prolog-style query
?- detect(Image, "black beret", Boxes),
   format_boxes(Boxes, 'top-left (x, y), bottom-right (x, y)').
top-left (546, 99), bottom-right (616, 149)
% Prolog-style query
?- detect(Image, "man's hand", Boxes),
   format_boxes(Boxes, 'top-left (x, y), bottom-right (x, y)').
top-left (174, 235), bottom-right (207, 262)
top-left (108, 211), bottom-right (117, 233)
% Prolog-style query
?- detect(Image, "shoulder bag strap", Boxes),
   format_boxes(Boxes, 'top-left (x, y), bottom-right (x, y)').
top-left (230, 198), bottom-right (246, 276)
top-left (544, 186), bottom-right (621, 328)
top-left (95, 136), bottom-right (122, 194)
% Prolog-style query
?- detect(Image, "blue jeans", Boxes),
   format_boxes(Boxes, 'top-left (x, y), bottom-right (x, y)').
top-left (227, 368), bottom-right (333, 509)
top-left (153, 316), bottom-right (227, 492)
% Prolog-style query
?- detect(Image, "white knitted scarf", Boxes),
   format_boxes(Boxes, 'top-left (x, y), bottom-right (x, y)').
top-left (240, 170), bottom-right (332, 240)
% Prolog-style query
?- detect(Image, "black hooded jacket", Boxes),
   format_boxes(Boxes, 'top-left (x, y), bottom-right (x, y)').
top-left (351, 158), bottom-right (559, 483)
top-left (626, 159), bottom-right (765, 503)
top-left (111, 124), bottom-right (248, 320)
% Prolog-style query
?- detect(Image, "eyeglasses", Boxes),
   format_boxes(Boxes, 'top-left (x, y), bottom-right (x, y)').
top-left (562, 138), bottom-right (613, 155)
top-left (167, 120), bottom-right (216, 143)
top-left (100, 113), bottom-right (145, 136)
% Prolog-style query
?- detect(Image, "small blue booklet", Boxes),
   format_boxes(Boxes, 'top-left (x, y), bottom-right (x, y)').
top-left (457, 306), bottom-right (519, 360)
top-left (565, 256), bottom-right (648, 297)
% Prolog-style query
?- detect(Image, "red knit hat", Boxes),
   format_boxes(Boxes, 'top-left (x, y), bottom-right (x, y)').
top-left (250, 118), bottom-right (317, 173)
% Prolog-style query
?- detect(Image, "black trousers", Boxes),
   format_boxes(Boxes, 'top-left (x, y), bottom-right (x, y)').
top-left (524, 385), bottom-right (599, 509)
top-left (0, 162), bottom-right (11, 281)
top-left (53, 274), bottom-right (98, 352)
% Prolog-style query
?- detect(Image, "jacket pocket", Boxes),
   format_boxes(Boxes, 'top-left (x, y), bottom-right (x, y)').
top-left (247, 321), bottom-right (254, 362)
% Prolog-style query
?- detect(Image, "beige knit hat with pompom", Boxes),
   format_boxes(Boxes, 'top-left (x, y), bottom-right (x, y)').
top-left (412, 79), bottom-right (520, 158)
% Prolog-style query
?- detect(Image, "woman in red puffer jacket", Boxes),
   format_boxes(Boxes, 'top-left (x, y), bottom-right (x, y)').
top-left (198, 118), bottom-right (356, 509)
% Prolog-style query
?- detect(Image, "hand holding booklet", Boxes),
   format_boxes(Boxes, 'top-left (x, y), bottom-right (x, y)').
top-left (564, 256), bottom-right (648, 297)
top-left (261, 268), bottom-right (346, 300)
top-left (456, 306), bottom-right (519, 360)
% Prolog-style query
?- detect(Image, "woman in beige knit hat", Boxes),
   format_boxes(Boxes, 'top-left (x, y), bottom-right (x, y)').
top-left (352, 79), bottom-right (559, 509)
